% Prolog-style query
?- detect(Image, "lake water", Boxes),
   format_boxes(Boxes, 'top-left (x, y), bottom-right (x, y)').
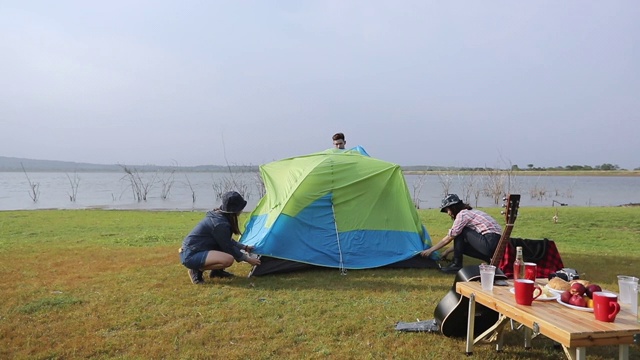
top-left (1, 171), bottom-right (638, 212)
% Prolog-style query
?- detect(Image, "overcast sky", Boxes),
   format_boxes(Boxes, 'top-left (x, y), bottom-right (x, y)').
top-left (1, 1), bottom-right (638, 169)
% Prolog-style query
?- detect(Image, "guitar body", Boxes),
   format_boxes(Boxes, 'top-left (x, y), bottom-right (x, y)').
top-left (434, 265), bottom-right (507, 338)
top-left (433, 194), bottom-right (520, 338)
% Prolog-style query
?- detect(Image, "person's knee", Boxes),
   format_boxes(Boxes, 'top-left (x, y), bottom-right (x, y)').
top-left (221, 256), bottom-right (234, 268)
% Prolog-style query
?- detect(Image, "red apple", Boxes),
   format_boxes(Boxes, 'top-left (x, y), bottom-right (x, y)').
top-left (570, 282), bottom-right (586, 296)
top-left (585, 284), bottom-right (602, 298)
top-left (560, 290), bottom-right (573, 304)
top-left (569, 293), bottom-right (587, 307)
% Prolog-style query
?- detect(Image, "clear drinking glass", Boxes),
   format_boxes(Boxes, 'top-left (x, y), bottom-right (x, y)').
top-left (617, 275), bottom-right (639, 304)
top-left (631, 283), bottom-right (638, 317)
top-left (479, 264), bottom-right (496, 291)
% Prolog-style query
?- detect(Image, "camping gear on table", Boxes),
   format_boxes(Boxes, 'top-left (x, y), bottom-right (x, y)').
top-left (498, 237), bottom-right (564, 279)
top-left (240, 147), bottom-right (437, 276)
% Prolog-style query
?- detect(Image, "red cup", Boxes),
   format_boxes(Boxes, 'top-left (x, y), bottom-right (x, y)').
top-left (524, 262), bottom-right (537, 281)
top-left (593, 292), bottom-right (620, 322)
top-left (514, 279), bottom-right (542, 305)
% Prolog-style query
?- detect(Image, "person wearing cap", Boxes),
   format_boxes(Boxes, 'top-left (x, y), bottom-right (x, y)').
top-left (179, 191), bottom-right (261, 284)
top-left (420, 194), bottom-right (502, 274)
top-left (332, 132), bottom-right (346, 149)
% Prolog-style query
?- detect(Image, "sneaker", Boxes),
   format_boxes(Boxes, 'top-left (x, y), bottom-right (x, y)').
top-left (188, 269), bottom-right (205, 284)
top-left (210, 269), bottom-right (235, 278)
top-left (440, 262), bottom-right (463, 274)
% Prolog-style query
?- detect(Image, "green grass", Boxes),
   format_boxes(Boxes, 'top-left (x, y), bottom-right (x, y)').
top-left (0, 207), bottom-right (639, 359)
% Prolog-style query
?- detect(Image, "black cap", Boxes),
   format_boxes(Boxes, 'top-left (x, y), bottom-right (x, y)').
top-left (220, 191), bottom-right (247, 213)
top-left (440, 194), bottom-right (462, 212)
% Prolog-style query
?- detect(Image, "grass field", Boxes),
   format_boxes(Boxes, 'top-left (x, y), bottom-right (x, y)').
top-left (1, 207), bottom-right (639, 359)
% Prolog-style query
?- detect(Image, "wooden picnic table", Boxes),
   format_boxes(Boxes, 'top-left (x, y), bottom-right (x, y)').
top-left (456, 279), bottom-right (639, 360)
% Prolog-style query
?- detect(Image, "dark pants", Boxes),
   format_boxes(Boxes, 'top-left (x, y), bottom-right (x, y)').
top-left (452, 228), bottom-right (500, 264)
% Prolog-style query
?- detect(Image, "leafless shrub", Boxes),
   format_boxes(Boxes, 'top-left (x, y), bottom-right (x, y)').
top-left (21, 163), bottom-right (40, 202)
top-left (66, 172), bottom-right (80, 202)
top-left (482, 168), bottom-right (506, 205)
top-left (120, 165), bottom-right (157, 202)
top-left (459, 171), bottom-right (480, 207)
top-left (212, 173), bottom-right (251, 201)
top-left (565, 186), bottom-right (574, 199)
top-left (253, 170), bottom-right (266, 199)
top-left (529, 184), bottom-right (548, 201)
top-left (437, 172), bottom-right (453, 197)
top-left (411, 173), bottom-right (428, 208)
top-left (184, 174), bottom-right (196, 203)
top-left (159, 169), bottom-right (176, 200)
top-left (210, 134), bottom-right (253, 201)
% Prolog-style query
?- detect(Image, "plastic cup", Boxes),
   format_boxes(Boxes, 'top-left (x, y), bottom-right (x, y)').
top-left (636, 286), bottom-right (639, 322)
top-left (479, 264), bottom-right (496, 291)
top-left (630, 283), bottom-right (638, 317)
top-left (617, 275), bottom-right (639, 304)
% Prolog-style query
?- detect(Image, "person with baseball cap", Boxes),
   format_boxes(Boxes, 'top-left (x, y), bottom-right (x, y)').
top-left (179, 191), bottom-right (261, 284)
top-left (420, 194), bottom-right (502, 274)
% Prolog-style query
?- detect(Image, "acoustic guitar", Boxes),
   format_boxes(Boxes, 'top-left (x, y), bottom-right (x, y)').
top-left (433, 194), bottom-right (521, 338)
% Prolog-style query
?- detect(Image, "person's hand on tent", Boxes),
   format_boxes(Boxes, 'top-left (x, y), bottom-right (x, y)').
top-left (245, 256), bottom-right (261, 266)
top-left (440, 247), bottom-right (454, 260)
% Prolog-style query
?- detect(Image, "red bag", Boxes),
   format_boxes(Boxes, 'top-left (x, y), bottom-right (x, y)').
top-left (499, 238), bottom-right (564, 279)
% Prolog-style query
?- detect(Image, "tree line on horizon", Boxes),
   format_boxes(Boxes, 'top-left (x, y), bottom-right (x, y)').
top-left (0, 156), bottom-right (637, 172)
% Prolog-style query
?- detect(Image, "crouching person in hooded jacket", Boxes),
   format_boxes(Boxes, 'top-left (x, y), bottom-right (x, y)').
top-left (179, 191), bottom-right (261, 284)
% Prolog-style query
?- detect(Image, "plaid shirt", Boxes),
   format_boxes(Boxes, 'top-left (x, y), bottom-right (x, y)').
top-left (448, 209), bottom-right (502, 237)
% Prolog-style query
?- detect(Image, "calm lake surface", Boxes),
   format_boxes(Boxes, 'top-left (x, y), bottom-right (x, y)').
top-left (1, 172), bottom-right (638, 212)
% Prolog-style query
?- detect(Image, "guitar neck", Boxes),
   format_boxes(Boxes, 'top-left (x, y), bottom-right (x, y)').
top-left (490, 224), bottom-right (514, 266)
top-left (490, 194), bottom-right (520, 267)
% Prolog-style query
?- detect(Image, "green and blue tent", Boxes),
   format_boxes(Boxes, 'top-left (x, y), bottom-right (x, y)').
top-left (240, 147), bottom-right (438, 276)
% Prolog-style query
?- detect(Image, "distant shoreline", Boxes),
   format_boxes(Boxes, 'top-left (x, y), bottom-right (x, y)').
top-left (4, 169), bottom-right (639, 176)
top-left (403, 170), bottom-right (640, 177)
top-left (2, 156), bottom-right (638, 176)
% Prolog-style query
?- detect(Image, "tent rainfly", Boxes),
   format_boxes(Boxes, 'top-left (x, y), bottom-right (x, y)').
top-left (240, 147), bottom-right (438, 276)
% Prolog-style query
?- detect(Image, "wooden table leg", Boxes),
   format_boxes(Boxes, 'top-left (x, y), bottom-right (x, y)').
top-left (465, 293), bottom-right (476, 355)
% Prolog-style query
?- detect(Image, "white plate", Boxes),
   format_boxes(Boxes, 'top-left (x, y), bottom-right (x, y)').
top-left (556, 297), bottom-right (593, 312)
top-left (509, 287), bottom-right (560, 301)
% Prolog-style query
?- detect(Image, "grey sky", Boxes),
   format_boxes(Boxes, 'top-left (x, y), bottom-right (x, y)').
top-left (1, 1), bottom-right (638, 169)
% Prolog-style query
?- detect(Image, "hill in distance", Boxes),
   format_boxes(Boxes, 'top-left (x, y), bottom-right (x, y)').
top-left (0, 156), bottom-right (446, 173)
top-left (0, 156), bottom-right (237, 172)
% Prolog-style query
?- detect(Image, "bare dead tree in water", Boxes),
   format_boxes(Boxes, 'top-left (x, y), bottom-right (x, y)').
top-left (212, 172), bottom-right (251, 201)
top-left (120, 165), bottom-right (158, 202)
top-left (210, 133), bottom-right (253, 201)
top-left (411, 173), bottom-right (428, 209)
top-left (529, 176), bottom-right (548, 201)
top-left (482, 157), bottom-right (520, 205)
top-left (482, 167), bottom-right (506, 205)
top-left (159, 169), bottom-right (176, 200)
top-left (66, 172), bottom-right (80, 202)
top-left (253, 170), bottom-right (265, 199)
top-left (21, 163), bottom-right (40, 202)
top-left (459, 171), bottom-right (480, 207)
top-left (184, 174), bottom-right (196, 203)
top-left (437, 172), bottom-right (453, 197)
